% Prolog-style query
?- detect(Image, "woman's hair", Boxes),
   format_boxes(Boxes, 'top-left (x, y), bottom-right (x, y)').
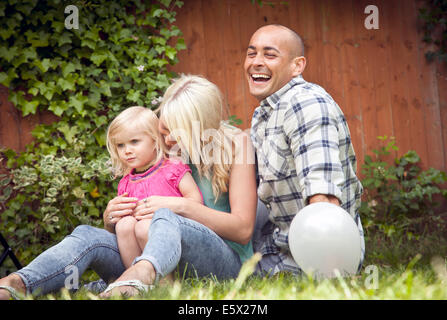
top-left (157, 74), bottom-right (240, 200)
top-left (106, 106), bottom-right (166, 177)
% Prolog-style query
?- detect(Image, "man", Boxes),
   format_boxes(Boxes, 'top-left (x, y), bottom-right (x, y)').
top-left (246, 24), bottom-right (365, 275)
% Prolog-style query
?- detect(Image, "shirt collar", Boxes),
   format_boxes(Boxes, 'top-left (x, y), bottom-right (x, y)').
top-left (261, 75), bottom-right (305, 109)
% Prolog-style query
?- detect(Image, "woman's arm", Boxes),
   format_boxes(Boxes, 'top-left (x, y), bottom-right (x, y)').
top-left (134, 132), bottom-right (257, 245)
top-left (103, 192), bottom-right (138, 233)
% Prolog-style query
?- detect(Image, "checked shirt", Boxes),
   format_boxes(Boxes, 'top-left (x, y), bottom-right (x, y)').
top-left (250, 75), bottom-right (365, 274)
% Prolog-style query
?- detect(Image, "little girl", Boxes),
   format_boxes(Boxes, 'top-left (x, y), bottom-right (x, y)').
top-left (106, 106), bottom-right (203, 269)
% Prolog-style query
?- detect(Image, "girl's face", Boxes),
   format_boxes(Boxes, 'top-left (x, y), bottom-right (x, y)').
top-left (158, 118), bottom-right (177, 148)
top-left (114, 126), bottom-right (157, 172)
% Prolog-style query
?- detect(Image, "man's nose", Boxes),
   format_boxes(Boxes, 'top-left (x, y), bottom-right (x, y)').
top-left (252, 53), bottom-right (264, 66)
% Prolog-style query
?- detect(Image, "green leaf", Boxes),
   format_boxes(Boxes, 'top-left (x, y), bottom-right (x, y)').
top-left (57, 32), bottom-right (73, 46)
top-left (22, 100), bottom-right (39, 116)
top-left (62, 62), bottom-right (77, 77)
top-left (34, 58), bottom-right (52, 72)
top-left (29, 31), bottom-right (50, 47)
top-left (57, 78), bottom-right (76, 91)
top-left (0, 27), bottom-right (14, 40)
top-left (22, 47), bottom-right (38, 61)
top-left (165, 46), bottom-right (177, 60)
top-left (0, 46), bottom-right (18, 62)
top-left (90, 51), bottom-right (108, 66)
top-left (99, 81), bottom-right (112, 97)
top-left (69, 94), bottom-right (88, 115)
top-left (176, 38), bottom-right (187, 51)
top-left (0, 72), bottom-right (7, 85)
top-left (81, 38), bottom-right (96, 50)
top-left (48, 100), bottom-right (67, 116)
top-left (126, 89), bottom-right (140, 102)
top-left (57, 123), bottom-right (79, 144)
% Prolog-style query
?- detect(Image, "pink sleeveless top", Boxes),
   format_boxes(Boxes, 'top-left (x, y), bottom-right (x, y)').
top-left (117, 158), bottom-right (193, 200)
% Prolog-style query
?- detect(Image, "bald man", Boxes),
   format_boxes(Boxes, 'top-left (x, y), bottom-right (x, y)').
top-left (246, 25), bottom-right (365, 275)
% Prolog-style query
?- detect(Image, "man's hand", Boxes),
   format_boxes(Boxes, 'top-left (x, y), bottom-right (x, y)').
top-left (308, 194), bottom-right (340, 206)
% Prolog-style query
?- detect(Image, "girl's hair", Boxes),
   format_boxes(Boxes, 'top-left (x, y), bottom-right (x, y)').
top-left (106, 106), bottom-right (166, 178)
top-left (157, 74), bottom-right (240, 200)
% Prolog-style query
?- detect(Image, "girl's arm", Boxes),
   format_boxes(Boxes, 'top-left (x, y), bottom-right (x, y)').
top-left (177, 172), bottom-right (203, 204)
top-left (134, 132), bottom-right (257, 245)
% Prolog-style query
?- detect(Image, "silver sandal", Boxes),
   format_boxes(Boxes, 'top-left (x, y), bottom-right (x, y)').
top-left (0, 285), bottom-right (25, 300)
top-left (102, 279), bottom-right (153, 297)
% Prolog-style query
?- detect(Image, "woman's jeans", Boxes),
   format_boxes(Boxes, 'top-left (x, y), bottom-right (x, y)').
top-left (14, 208), bottom-right (241, 296)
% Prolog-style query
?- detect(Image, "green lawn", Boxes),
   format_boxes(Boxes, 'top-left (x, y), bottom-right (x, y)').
top-left (29, 232), bottom-right (447, 301)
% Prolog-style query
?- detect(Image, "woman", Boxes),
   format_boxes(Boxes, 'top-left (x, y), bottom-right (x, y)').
top-left (0, 74), bottom-right (257, 299)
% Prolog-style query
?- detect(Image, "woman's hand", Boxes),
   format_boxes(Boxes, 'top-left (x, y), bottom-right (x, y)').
top-left (103, 192), bottom-right (138, 232)
top-left (134, 196), bottom-right (186, 221)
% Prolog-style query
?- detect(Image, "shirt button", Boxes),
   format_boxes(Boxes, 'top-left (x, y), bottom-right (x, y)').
top-left (266, 203), bottom-right (271, 210)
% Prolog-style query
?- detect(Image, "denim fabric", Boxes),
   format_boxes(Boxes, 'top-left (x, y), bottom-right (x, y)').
top-left (135, 208), bottom-right (241, 280)
top-left (14, 208), bottom-right (242, 296)
top-left (14, 225), bottom-right (125, 296)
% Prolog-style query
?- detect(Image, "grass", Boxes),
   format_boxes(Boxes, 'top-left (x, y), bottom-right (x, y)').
top-left (24, 231), bottom-right (447, 301)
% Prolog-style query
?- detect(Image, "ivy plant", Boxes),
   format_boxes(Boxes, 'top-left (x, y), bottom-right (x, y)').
top-left (0, 0), bottom-right (185, 272)
top-left (419, 0), bottom-right (447, 63)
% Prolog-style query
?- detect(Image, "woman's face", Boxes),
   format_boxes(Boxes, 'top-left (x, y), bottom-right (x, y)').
top-left (158, 118), bottom-right (177, 148)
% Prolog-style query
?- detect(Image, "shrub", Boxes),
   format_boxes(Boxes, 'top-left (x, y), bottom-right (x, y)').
top-left (0, 0), bottom-right (185, 274)
top-left (359, 136), bottom-right (447, 239)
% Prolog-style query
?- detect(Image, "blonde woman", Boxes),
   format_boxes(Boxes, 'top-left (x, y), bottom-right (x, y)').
top-left (102, 75), bottom-right (257, 296)
top-left (0, 75), bottom-right (257, 299)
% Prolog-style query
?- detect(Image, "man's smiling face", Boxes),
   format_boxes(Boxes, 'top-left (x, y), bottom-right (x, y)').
top-left (244, 25), bottom-right (302, 101)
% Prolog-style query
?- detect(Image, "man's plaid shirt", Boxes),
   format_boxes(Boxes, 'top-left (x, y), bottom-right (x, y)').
top-left (250, 75), bottom-right (365, 274)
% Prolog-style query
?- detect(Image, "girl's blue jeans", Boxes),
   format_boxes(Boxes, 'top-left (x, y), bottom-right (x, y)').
top-left (14, 208), bottom-right (241, 296)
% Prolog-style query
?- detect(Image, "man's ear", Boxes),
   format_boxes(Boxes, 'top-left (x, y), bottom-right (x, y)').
top-left (291, 56), bottom-right (306, 77)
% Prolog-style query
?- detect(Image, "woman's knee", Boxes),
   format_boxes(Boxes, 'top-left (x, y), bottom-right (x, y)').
top-left (72, 224), bottom-right (104, 238)
top-left (70, 225), bottom-right (116, 247)
top-left (152, 208), bottom-right (177, 223)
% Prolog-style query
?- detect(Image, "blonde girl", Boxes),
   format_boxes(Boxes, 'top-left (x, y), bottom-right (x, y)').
top-left (106, 106), bottom-right (203, 269)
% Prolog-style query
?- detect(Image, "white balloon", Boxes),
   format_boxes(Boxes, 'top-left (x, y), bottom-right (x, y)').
top-left (288, 202), bottom-right (362, 279)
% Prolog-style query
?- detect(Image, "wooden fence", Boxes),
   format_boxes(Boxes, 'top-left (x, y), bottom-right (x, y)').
top-left (169, 0), bottom-right (447, 173)
top-left (1, 0), bottom-right (446, 174)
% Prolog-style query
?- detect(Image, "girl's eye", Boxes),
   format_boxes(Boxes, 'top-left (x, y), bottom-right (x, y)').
top-left (117, 143), bottom-right (124, 148)
top-left (131, 139), bottom-right (139, 144)
top-left (247, 52), bottom-right (256, 57)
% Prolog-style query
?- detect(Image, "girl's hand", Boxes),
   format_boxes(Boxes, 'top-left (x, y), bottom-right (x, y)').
top-left (103, 193), bottom-right (138, 232)
top-left (134, 196), bottom-right (185, 220)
